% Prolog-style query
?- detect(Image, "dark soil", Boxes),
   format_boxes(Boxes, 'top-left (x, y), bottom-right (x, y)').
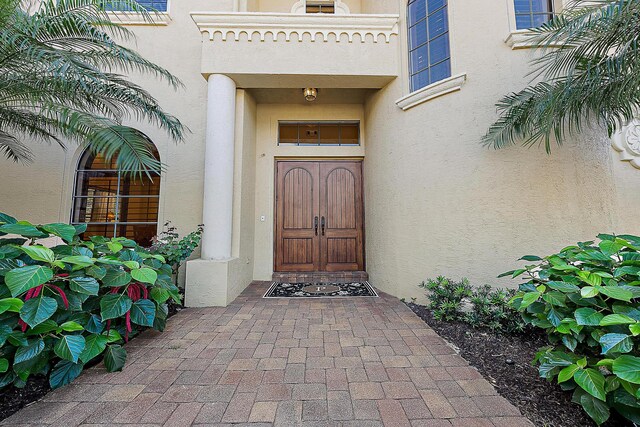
top-left (0, 291), bottom-right (185, 422)
top-left (406, 302), bottom-right (633, 427)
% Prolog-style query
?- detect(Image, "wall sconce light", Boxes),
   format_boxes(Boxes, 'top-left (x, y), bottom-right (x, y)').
top-left (303, 88), bottom-right (318, 102)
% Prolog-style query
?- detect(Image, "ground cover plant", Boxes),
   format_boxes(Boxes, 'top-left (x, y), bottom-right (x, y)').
top-left (506, 234), bottom-right (640, 425)
top-left (0, 212), bottom-right (182, 391)
top-left (149, 221), bottom-right (204, 287)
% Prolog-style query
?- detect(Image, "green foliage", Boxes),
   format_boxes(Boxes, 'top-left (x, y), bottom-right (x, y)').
top-left (483, 0), bottom-right (640, 152)
top-left (0, 212), bottom-right (181, 390)
top-left (149, 222), bottom-right (204, 286)
top-left (508, 234), bottom-right (640, 425)
top-left (419, 276), bottom-right (471, 321)
top-left (0, 0), bottom-right (185, 176)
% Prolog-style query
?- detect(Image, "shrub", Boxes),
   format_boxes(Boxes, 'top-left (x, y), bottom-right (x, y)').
top-left (465, 285), bottom-right (528, 333)
top-left (0, 212), bottom-right (183, 390)
top-left (149, 222), bottom-right (203, 287)
top-left (419, 276), bottom-right (471, 321)
top-left (506, 234), bottom-right (640, 425)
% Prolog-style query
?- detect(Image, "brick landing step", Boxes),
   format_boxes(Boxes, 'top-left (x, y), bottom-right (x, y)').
top-left (272, 271), bottom-right (369, 283)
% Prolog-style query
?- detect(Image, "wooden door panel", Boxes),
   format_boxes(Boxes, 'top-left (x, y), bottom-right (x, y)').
top-left (320, 162), bottom-right (364, 272)
top-left (275, 162), bottom-right (320, 272)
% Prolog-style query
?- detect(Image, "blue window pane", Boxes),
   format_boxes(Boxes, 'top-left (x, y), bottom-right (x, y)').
top-left (408, 0), bottom-right (426, 26)
top-left (103, 0), bottom-right (168, 12)
top-left (427, 8), bottom-right (448, 40)
top-left (532, 13), bottom-right (551, 27)
top-left (409, 22), bottom-right (428, 48)
top-left (531, 0), bottom-right (551, 12)
top-left (429, 59), bottom-right (451, 83)
top-left (515, 14), bottom-right (533, 29)
top-left (410, 45), bottom-right (429, 73)
top-left (514, 0), bottom-right (552, 29)
top-left (429, 35), bottom-right (449, 65)
top-left (514, 0), bottom-right (530, 13)
top-left (427, 0), bottom-right (446, 14)
top-left (411, 70), bottom-right (430, 91)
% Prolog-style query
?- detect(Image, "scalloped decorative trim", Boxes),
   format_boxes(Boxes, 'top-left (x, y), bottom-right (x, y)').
top-left (611, 119), bottom-right (640, 169)
top-left (191, 12), bottom-right (399, 43)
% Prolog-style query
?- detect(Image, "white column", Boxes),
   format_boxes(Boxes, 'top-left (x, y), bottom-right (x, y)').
top-left (201, 74), bottom-right (236, 260)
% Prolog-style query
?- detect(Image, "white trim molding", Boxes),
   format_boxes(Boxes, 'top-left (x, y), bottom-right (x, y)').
top-left (395, 73), bottom-right (467, 111)
top-left (191, 12), bottom-right (399, 43)
top-left (107, 11), bottom-right (172, 26)
top-left (505, 29), bottom-right (564, 50)
top-left (612, 118), bottom-right (640, 169)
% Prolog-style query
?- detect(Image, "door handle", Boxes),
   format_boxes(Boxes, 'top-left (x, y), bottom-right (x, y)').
top-left (321, 216), bottom-right (325, 236)
top-left (314, 216), bottom-right (318, 236)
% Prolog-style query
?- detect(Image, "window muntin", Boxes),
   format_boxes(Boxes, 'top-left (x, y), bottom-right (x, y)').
top-left (278, 121), bottom-right (360, 146)
top-left (514, 0), bottom-right (553, 29)
top-left (103, 0), bottom-right (168, 12)
top-left (408, 0), bottom-right (451, 92)
top-left (306, 1), bottom-right (335, 13)
top-left (71, 148), bottom-right (161, 246)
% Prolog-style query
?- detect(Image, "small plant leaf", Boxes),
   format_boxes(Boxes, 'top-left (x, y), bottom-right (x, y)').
top-left (130, 267), bottom-right (157, 285)
top-left (54, 335), bottom-right (86, 363)
top-left (103, 345), bottom-right (127, 372)
top-left (0, 298), bottom-right (23, 314)
top-left (574, 368), bottom-right (607, 401)
top-left (599, 333), bottom-right (633, 355)
top-left (612, 356), bottom-right (640, 384)
top-left (575, 308), bottom-right (604, 326)
top-left (130, 299), bottom-right (156, 327)
top-left (18, 246), bottom-right (55, 263)
top-left (49, 360), bottom-right (83, 389)
top-left (5, 265), bottom-right (54, 297)
top-left (100, 294), bottom-right (132, 321)
top-left (79, 334), bottom-right (108, 363)
top-left (20, 296), bottom-right (58, 328)
top-left (69, 277), bottom-right (99, 295)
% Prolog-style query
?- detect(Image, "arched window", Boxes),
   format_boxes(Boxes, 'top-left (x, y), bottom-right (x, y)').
top-left (71, 147), bottom-right (161, 246)
top-left (408, 0), bottom-right (451, 92)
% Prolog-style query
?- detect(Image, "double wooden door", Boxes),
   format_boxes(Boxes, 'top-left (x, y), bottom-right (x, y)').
top-left (275, 160), bottom-right (365, 272)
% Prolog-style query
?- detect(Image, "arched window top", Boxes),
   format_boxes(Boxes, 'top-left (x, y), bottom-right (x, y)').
top-left (407, 0), bottom-right (451, 92)
top-left (71, 146), bottom-right (161, 246)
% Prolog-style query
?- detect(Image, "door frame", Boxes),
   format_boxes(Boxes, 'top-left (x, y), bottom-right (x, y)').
top-left (273, 157), bottom-right (366, 273)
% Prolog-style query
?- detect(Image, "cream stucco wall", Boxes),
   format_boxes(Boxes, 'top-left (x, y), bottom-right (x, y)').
top-left (252, 103), bottom-right (365, 280)
top-left (362, 0), bottom-right (640, 300)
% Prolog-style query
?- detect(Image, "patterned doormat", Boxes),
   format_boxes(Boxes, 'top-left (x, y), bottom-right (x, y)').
top-left (264, 282), bottom-right (378, 298)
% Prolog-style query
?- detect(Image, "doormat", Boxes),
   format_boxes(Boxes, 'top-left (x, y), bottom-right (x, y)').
top-left (264, 282), bottom-right (378, 298)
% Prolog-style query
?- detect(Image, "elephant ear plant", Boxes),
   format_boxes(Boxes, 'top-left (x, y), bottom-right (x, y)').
top-left (505, 234), bottom-right (640, 425)
top-left (0, 212), bottom-right (181, 390)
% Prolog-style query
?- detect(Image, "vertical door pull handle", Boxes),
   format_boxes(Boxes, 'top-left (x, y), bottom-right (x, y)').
top-left (321, 216), bottom-right (326, 236)
top-left (314, 216), bottom-right (318, 235)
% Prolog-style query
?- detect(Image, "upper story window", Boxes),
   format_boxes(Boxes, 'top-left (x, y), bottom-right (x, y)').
top-left (71, 146), bottom-right (161, 246)
top-left (514, 0), bottom-right (554, 29)
top-left (278, 121), bottom-right (360, 146)
top-left (408, 0), bottom-right (451, 92)
top-left (103, 0), bottom-right (168, 12)
top-left (306, 1), bottom-right (335, 14)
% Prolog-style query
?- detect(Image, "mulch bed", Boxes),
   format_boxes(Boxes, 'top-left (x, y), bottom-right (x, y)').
top-left (406, 302), bottom-right (632, 427)
top-left (0, 294), bottom-right (185, 422)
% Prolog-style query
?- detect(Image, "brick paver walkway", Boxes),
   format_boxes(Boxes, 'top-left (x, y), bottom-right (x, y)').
top-left (2, 282), bottom-right (533, 426)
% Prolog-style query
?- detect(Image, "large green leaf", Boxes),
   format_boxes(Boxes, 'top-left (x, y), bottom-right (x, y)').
top-left (20, 296), bottom-right (58, 328)
top-left (0, 223), bottom-right (47, 238)
top-left (574, 308), bottom-right (604, 326)
top-left (613, 356), bottom-right (640, 384)
top-left (103, 345), bottom-right (127, 372)
top-left (599, 333), bottom-right (633, 355)
top-left (61, 256), bottom-right (94, 268)
top-left (130, 299), bottom-right (155, 327)
top-left (581, 286), bottom-right (599, 298)
top-left (102, 269), bottom-right (131, 287)
top-left (54, 335), bottom-right (86, 363)
top-left (0, 298), bottom-right (23, 314)
top-left (79, 334), bottom-right (108, 363)
top-left (130, 267), bottom-right (157, 285)
top-left (85, 315), bottom-right (105, 334)
top-left (14, 339), bottom-right (45, 364)
top-left (547, 281), bottom-right (580, 293)
top-left (600, 314), bottom-right (637, 326)
top-left (0, 358), bottom-right (8, 373)
top-left (599, 286), bottom-right (633, 302)
top-left (49, 360), bottom-right (83, 389)
top-left (5, 265), bottom-right (53, 297)
top-left (100, 293), bottom-right (132, 321)
top-left (41, 224), bottom-right (76, 243)
top-left (558, 364), bottom-right (580, 383)
top-left (18, 246), bottom-right (55, 263)
top-left (579, 392), bottom-right (611, 425)
top-left (575, 368), bottom-right (607, 401)
top-left (0, 213), bottom-right (17, 224)
top-left (600, 240), bottom-right (624, 257)
top-left (69, 277), bottom-right (99, 295)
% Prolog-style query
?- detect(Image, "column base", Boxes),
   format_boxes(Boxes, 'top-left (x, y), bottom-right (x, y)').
top-left (185, 258), bottom-right (251, 307)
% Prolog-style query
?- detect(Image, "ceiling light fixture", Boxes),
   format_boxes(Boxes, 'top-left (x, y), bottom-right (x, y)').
top-left (303, 88), bottom-right (318, 102)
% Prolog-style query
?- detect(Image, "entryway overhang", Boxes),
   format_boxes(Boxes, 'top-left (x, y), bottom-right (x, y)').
top-left (190, 11), bottom-right (400, 88)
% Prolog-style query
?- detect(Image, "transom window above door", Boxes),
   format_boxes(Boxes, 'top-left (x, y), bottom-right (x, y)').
top-left (278, 121), bottom-right (360, 146)
top-left (306, 1), bottom-right (335, 14)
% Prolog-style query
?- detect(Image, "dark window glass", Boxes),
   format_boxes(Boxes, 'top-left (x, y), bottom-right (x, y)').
top-left (103, 0), bottom-right (168, 12)
top-left (306, 2), bottom-right (335, 13)
top-left (71, 146), bottom-right (161, 246)
top-left (278, 122), bottom-right (360, 146)
top-left (514, 0), bottom-right (554, 29)
top-left (408, 0), bottom-right (452, 91)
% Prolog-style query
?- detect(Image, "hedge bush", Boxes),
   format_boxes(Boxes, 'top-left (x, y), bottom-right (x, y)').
top-left (506, 234), bottom-right (640, 425)
top-left (0, 212), bottom-right (182, 390)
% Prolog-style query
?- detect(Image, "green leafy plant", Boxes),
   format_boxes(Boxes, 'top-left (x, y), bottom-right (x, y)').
top-left (506, 234), bottom-right (640, 425)
top-left (465, 285), bottom-right (528, 333)
top-left (0, 212), bottom-right (181, 390)
top-left (148, 222), bottom-right (204, 286)
top-left (419, 276), bottom-right (471, 321)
